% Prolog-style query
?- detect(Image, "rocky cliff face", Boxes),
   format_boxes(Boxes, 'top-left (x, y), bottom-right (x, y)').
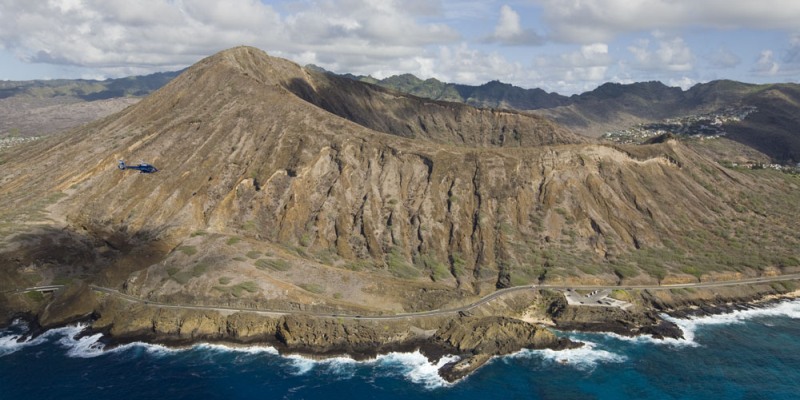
top-left (83, 293), bottom-right (572, 382)
top-left (1, 46), bottom-right (799, 311)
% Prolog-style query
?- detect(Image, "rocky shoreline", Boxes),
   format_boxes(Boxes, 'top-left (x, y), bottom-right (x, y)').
top-left (2, 280), bottom-right (799, 382)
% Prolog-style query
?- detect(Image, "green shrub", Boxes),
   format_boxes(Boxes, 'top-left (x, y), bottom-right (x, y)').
top-left (217, 281), bottom-right (261, 297)
top-left (172, 271), bottom-right (192, 284)
top-left (387, 248), bottom-right (418, 278)
top-left (417, 255), bottom-right (450, 281)
top-left (299, 283), bottom-right (325, 294)
top-left (451, 252), bottom-right (466, 277)
top-left (680, 265), bottom-right (703, 279)
top-left (344, 260), bottom-right (372, 271)
top-left (255, 258), bottom-right (291, 271)
top-left (612, 263), bottom-right (639, 279)
top-left (25, 291), bottom-right (44, 302)
top-left (218, 276), bottom-right (232, 285)
top-left (178, 246), bottom-right (197, 256)
top-left (236, 281), bottom-right (259, 293)
top-left (191, 262), bottom-right (209, 277)
top-left (246, 251), bottom-right (262, 259)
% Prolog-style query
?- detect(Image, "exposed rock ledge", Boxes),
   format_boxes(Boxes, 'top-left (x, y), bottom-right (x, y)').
top-left (0, 290), bottom-right (576, 382)
top-left (3, 280), bottom-right (799, 382)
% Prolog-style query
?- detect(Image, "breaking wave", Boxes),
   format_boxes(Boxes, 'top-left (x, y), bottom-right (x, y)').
top-left (519, 341), bottom-right (627, 371)
top-left (663, 298), bottom-right (800, 346)
top-left (0, 320), bottom-right (47, 357)
top-left (374, 351), bottom-right (459, 389)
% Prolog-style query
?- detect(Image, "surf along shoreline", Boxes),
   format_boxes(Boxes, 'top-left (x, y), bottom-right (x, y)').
top-left (2, 278), bottom-right (799, 382)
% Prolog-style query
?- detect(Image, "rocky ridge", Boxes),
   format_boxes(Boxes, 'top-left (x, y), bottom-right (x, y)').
top-left (3, 278), bottom-right (799, 382)
top-left (1, 47), bottom-right (798, 311)
top-left (1, 46), bottom-right (800, 381)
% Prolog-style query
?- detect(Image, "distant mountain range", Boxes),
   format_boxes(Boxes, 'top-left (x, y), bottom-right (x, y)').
top-left (311, 66), bottom-right (800, 164)
top-left (0, 70), bottom-right (181, 101)
top-left (2, 47), bottom-right (798, 300)
top-left (3, 48), bottom-right (799, 379)
top-left (2, 63), bottom-right (798, 163)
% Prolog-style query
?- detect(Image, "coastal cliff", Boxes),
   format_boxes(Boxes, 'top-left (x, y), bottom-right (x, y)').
top-left (3, 279), bottom-right (799, 381)
top-left (1, 46), bottom-right (800, 384)
top-left (84, 293), bottom-right (573, 382)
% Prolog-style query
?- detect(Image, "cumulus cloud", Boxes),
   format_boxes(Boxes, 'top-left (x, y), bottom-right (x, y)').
top-left (435, 43), bottom-right (531, 84)
top-left (484, 5), bottom-right (543, 45)
top-left (533, 0), bottom-right (800, 43)
top-left (752, 50), bottom-right (780, 76)
top-left (627, 34), bottom-right (694, 72)
top-left (749, 35), bottom-right (800, 77)
top-left (783, 34), bottom-right (800, 64)
top-left (0, 0), bottom-right (283, 74)
top-left (707, 47), bottom-right (741, 69)
top-left (0, 0), bottom-right (459, 77)
top-left (534, 43), bottom-right (613, 83)
top-left (668, 76), bottom-right (696, 90)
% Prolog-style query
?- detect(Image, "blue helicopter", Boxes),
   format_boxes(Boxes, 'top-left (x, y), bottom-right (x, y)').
top-left (118, 160), bottom-right (158, 174)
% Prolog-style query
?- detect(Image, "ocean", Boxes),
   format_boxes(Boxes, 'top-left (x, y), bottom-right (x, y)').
top-left (2, 300), bottom-right (799, 400)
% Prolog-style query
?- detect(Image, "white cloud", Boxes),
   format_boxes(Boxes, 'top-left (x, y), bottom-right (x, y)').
top-left (0, 0), bottom-right (459, 77)
top-left (752, 50), bottom-right (781, 76)
top-left (627, 34), bottom-right (694, 72)
top-left (435, 43), bottom-right (531, 84)
top-left (484, 5), bottom-right (542, 45)
top-left (534, 43), bottom-right (612, 83)
top-left (707, 47), bottom-right (741, 69)
top-left (668, 76), bottom-right (696, 90)
top-left (495, 5), bottom-right (524, 39)
top-left (783, 33), bottom-right (800, 64)
top-left (534, 0), bottom-right (800, 43)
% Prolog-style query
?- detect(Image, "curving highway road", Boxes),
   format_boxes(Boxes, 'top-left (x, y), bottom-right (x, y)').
top-left (5, 273), bottom-right (800, 321)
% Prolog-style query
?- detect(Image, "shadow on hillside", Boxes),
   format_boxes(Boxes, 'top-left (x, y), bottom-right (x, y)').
top-left (286, 77), bottom-right (420, 139)
top-left (0, 225), bottom-right (170, 290)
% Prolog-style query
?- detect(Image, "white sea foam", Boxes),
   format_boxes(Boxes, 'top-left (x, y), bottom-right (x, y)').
top-left (580, 299), bottom-right (800, 348)
top-left (319, 356), bottom-right (359, 379)
top-left (0, 320), bottom-right (45, 357)
top-left (524, 341), bottom-right (627, 371)
top-left (286, 354), bottom-right (317, 375)
top-left (193, 343), bottom-right (279, 356)
top-left (374, 351), bottom-right (459, 389)
top-left (662, 298), bottom-right (800, 345)
top-left (41, 324), bottom-right (164, 359)
top-left (283, 354), bottom-right (357, 376)
top-left (590, 329), bottom-right (700, 348)
top-left (50, 324), bottom-right (105, 358)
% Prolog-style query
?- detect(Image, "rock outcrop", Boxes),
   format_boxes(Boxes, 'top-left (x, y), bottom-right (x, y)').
top-left (545, 290), bottom-right (682, 339)
top-left (38, 281), bottom-right (97, 329)
top-left (83, 296), bottom-right (578, 382)
top-left (433, 316), bottom-right (577, 381)
top-left (1, 48), bottom-right (799, 385)
top-left (2, 46), bottom-right (798, 303)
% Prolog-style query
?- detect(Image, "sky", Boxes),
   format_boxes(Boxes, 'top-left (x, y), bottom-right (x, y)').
top-left (1, 0), bottom-right (799, 94)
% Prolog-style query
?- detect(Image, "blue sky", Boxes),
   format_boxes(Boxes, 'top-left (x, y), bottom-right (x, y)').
top-left (1, 0), bottom-right (799, 94)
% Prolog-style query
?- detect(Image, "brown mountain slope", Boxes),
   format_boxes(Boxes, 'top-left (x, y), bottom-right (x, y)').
top-left (285, 64), bottom-right (583, 148)
top-left (724, 85), bottom-right (800, 162)
top-left (1, 47), bottom-right (798, 312)
top-left (533, 80), bottom-right (800, 163)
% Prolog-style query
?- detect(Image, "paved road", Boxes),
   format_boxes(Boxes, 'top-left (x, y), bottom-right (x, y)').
top-left (5, 273), bottom-right (800, 321)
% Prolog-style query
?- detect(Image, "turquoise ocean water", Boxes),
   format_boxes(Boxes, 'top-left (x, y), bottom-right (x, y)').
top-left (2, 299), bottom-right (799, 399)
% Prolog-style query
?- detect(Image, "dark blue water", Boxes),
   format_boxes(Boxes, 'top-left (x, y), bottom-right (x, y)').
top-left (2, 300), bottom-right (799, 400)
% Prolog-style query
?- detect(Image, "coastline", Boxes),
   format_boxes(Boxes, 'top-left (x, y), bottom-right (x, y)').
top-left (4, 298), bottom-right (800, 397)
top-left (2, 280), bottom-right (799, 382)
